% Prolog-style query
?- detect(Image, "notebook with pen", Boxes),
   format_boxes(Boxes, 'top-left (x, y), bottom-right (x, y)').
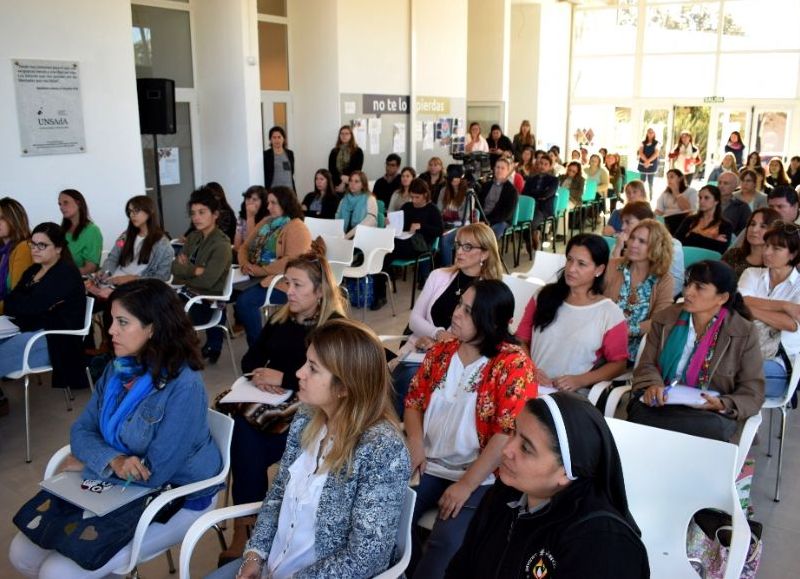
top-left (637, 384), bottom-right (720, 406)
top-left (40, 471), bottom-right (156, 517)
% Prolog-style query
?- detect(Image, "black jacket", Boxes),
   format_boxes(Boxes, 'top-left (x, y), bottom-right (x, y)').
top-left (373, 174), bottom-right (403, 208)
top-left (5, 260), bottom-right (89, 389)
top-left (263, 148), bottom-right (296, 191)
top-left (674, 216), bottom-right (733, 255)
top-left (722, 197), bottom-right (751, 236)
top-left (447, 480), bottom-right (650, 579)
top-left (301, 191), bottom-right (341, 220)
top-left (478, 180), bottom-right (518, 225)
top-left (327, 146), bottom-right (364, 187)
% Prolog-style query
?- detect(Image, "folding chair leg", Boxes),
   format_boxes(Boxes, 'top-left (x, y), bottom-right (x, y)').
top-left (165, 548), bottom-right (176, 574)
top-left (63, 387), bottom-right (73, 412)
top-left (222, 329), bottom-right (238, 380)
top-left (767, 409), bottom-right (774, 457)
top-left (85, 366), bottom-right (95, 393)
top-left (379, 272), bottom-right (396, 317)
top-left (213, 523), bottom-right (229, 551)
top-left (410, 262), bottom-right (419, 309)
top-left (775, 407), bottom-right (787, 502)
top-left (24, 375), bottom-right (31, 463)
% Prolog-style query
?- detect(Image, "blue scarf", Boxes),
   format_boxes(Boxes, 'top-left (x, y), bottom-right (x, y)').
top-left (99, 357), bottom-right (155, 454)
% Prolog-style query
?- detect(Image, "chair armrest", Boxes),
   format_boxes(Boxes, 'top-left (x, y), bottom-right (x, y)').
top-left (736, 412), bottom-right (762, 473)
top-left (604, 385), bottom-right (632, 418)
top-left (43, 445), bottom-right (72, 479)
top-left (263, 274), bottom-right (285, 308)
top-left (179, 502), bottom-right (262, 579)
top-left (588, 381), bottom-right (612, 405)
top-left (184, 293), bottom-right (225, 312)
top-left (379, 335), bottom-right (408, 344)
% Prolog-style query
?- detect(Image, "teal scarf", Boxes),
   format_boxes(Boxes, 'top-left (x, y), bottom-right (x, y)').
top-left (658, 309), bottom-right (727, 388)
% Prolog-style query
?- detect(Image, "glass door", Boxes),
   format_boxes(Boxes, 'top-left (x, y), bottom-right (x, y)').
top-left (752, 109), bottom-right (792, 164)
top-left (671, 105), bottom-right (710, 181)
top-left (641, 108), bottom-right (671, 179)
top-left (711, 108), bottom-right (751, 166)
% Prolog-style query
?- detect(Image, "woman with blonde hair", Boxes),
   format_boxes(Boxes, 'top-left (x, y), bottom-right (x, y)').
top-left (512, 120), bottom-right (535, 161)
top-left (216, 241), bottom-right (348, 565)
top-left (0, 197), bottom-right (32, 315)
top-left (604, 219), bottom-right (675, 362)
top-left (708, 152), bottom-right (740, 183)
top-left (390, 223), bottom-right (504, 416)
top-left (213, 318), bottom-right (410, 579)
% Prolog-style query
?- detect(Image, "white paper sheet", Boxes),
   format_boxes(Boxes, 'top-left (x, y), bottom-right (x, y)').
top-left (387, 210), bottom-right (404, 235)
top-left (638, 385), bottom-right (720, 407)
top-left (422, 122), bottom-right (434, 150)
top-left (219, 376), bottom-right (293, 405)
top-left (0, 316), bottom-right (20, 339)
top-left (231, 268), bottom-right (249, 285)
top-left (392, 122), bottom-right (406, 154)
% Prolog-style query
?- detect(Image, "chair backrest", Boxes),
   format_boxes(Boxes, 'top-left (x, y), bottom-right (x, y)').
top-left (326, 236), bottom-right (356, 264)
top-left (508, 197), bottom-right (520, 227)
top-left (555, 187), bottom-right (570, 214)
top-left (606, 418), bottom-right (749, 579)
top-left (305, 217), bottom-right (345, 239)
top-left (221, 266), bottom-right (236, 300)
top-left (376, 200), bottom-right (386, 228)
top-left (524, 251), bottom-right (566, 284)
top-left (626, 169), bottom-right (640, 184)
top-left (583, 179), bottom-right (598, 201)
top-left (502, 273), bottom-right (543, 334)
top-left (373, 487), bottom-right (417, 579)
top-left (207, 408), bottom-right (235, 481)
top-left (352, 225), bottom-right (395, 274)
top-left (603, 235), bottom-right (616, 252)
top-left (683, 246), bottom-right (722, 269)
top-left (81, 296), bottom-right (95, 335)
top-left (516, 196), bottom-right (536, 222)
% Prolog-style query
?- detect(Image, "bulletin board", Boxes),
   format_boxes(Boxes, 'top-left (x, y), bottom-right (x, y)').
top-left (339, 93), bottom-right (411, 180)
top-left (413, 96), bottom-right (467, 170)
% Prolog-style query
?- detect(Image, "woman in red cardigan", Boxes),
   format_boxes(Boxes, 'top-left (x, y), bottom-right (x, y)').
top-left (404, 279), bottom-right (537, 578)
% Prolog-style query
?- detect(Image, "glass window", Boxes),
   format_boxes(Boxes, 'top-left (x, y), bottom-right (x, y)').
top-left (572, 56), bottom-right (635, 98)
top-left (640, 54), bottom-right (715, 97)
top-left (671, 106), bottom-right (711, 164)
top-left (644, 2), bottom-right (720, 53)
top-left (573, 7), bottom-right (637, 55)
top-left (717, 53), bottom-right (800, 100)
top-left (721, 1), bottom-right (800, 51)
top-left (716, 110), bottom-right (748, 158)
top-left (258, 0), bottom-right (287, 17)
top-left (131, 5), bottom-right (194, 88)
top-left (755, 111), bottom-right (789, 160)
top-left (258, 22), bottom-right (289, 91)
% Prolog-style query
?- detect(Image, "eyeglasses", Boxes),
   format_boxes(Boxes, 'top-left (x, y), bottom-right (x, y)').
top-left (775, 221), bottom-right (800, 236)
top-left (28, 241), bottom-right (52, 251)
top-left (455, 241), bottom-right (483, 252)
top-left (127, 208), bottom-right (144, 216)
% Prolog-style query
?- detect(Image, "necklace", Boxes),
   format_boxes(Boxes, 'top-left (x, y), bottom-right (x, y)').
top-left (455, 271), bottom-right (477, 297)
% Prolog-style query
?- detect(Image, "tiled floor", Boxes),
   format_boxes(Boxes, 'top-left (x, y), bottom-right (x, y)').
top-left (1, 238), bottom-right (797, 578)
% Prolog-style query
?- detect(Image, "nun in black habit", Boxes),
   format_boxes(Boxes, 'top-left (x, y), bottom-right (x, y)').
top-left (446, 392), bottom-right (650, 579)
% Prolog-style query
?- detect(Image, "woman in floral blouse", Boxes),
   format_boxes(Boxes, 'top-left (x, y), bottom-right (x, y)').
top-left (404, 279), bottom-right (537, 578)
top-left (603, 219), bottom-right (675, 363)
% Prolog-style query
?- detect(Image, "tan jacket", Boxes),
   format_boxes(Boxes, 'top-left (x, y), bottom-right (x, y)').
top-left (238, 217), bottom-right (312, 289)
top-left (633, 304), bottom-right (765, 422)
top-left (603, 258), bottom-right (675, 330)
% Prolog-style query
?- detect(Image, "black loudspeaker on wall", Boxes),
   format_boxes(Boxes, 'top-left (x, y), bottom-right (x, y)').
top-left (137, 78), bottom-right (176, 135)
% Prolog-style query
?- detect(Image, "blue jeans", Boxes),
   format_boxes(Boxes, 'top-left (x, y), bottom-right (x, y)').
top-left (0, 332), bottom-right (50, 377)
top-left (490, 221), bottom-right (507, 241)
top-left (439, 230), bottom-right (458, 267)
top-left (391, 361), bottom-right (421, 419)
top-left (764, 358), bottom-right (789, 398)
top-left (234, 285), bottom-right (287, 348)
top-left (409, 474), bottom-right (490, 578)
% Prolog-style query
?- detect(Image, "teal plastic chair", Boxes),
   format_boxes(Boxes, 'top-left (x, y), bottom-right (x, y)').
top-left (626, 169), bottom-right (640, 184)
top-left (683, 246), bottom-right (722, 269)
top-left (603, 235), bottom-right (616, 253)
top-left (512, 196), bottom-right (536, 265)
top-left (390, 236), bottom-right (440, 308)
top-left (501, 198), bottom-right (521, 266)
top-left (545, 188), bottom-right (570, 253)
top-left (376, 199), bottom-right (386, 228)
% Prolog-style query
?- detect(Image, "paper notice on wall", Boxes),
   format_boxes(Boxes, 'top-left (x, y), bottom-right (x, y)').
top-left (368, 117), bottom-right (382, 134)
top-left (344, 101), bottom-right (356, 115)
top-left (413, 121), bottom-right (423, 142)
top-left (158, 147), bottom-right (180, 185)
top-left (352, 118), bottom-right (367, 149)
top-left (422, 122), bottom-right (434, 151)
top-left (392, 122), bottom-right (406, 154)
top-left (369, 132), bottom-right (380, 155)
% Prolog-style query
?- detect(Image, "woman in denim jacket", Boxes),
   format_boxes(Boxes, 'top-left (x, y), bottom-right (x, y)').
top-left (212, 319), bottom-right (411, 579)
top-left (10, 279), bottom-right (221, 578)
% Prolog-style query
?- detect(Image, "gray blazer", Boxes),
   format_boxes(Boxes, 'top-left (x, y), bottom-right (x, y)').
top-left (246, 407), bottom-right (411, 578)
top-left (101, 234), bottom-right (174, 281)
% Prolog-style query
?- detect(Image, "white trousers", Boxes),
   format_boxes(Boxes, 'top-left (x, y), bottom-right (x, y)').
top-left (9, 502), bottom-right (215, 579)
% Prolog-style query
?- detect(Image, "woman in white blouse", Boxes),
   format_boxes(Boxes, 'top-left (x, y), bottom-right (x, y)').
top-left (465, 122), bottom-right (489, 153)
top-left (738, 222), bottom-right (800, 398)
top-left (214, 319), bottom-right (411, 579)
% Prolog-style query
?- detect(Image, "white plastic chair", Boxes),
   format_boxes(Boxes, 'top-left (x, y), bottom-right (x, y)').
top-left (763, 352), bottom-right (800, 501)
top-left (342, 225), bottom-right (396, 319)
top-left (6, 296), bottom-right (95, 463)
top-left (512, 250), bottom-right (566, 285)
top-left (44, 409), bottom-right (233, 577)
top-left (589, 335), bottom-right (648, 413)
top-left (304, 217), bottom-right (346, 239)
top-left (178, 487), bottom-right (416, 579)
top-left (606, 418), bottom-right (750, 579)
top-left (501, 273), bottom-right (544, 334)
top-left (326, 236), bottom-right (356, 286)
top-left (183, 267), bottom-right (238, 378)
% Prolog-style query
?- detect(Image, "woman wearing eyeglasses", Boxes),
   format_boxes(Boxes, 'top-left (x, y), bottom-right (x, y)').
top-left (0, 222), bottom-right (87, 387)
top-left (738, 223), bottom-right (800, 400)
top-left (389, 223), bottom-right (504, 418)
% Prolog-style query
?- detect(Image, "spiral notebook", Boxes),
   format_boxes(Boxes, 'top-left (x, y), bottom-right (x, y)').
top-left (40, 471), bottom-right (156, 517)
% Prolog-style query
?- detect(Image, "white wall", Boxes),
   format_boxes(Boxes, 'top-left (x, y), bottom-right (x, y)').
top-left (337, 0), bottom-right (411, 95)
top-left (194, 0), bottom-right (263, 195)
top-left (508, 3), bottom-right (540, 143)
top-left (287, 0), bottom-right (341, 195)
top-left (413, 0), bottom-right (467, 97)
top-left (467, 0), bottom-right (511, 127)
top-left (0, 0), bottom-right (143, 244)
top-left (535, 2), bottom-right (571, 152)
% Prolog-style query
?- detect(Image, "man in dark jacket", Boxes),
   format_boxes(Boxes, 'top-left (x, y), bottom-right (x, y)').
top-left (719, 171), bottom-right (751, 235)
top-left (478, 157), bottom-right (518, 240)
top-left (372, 153), bottom-right (402, 209)
top-left (523, 155), bottom-right (559, 249)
